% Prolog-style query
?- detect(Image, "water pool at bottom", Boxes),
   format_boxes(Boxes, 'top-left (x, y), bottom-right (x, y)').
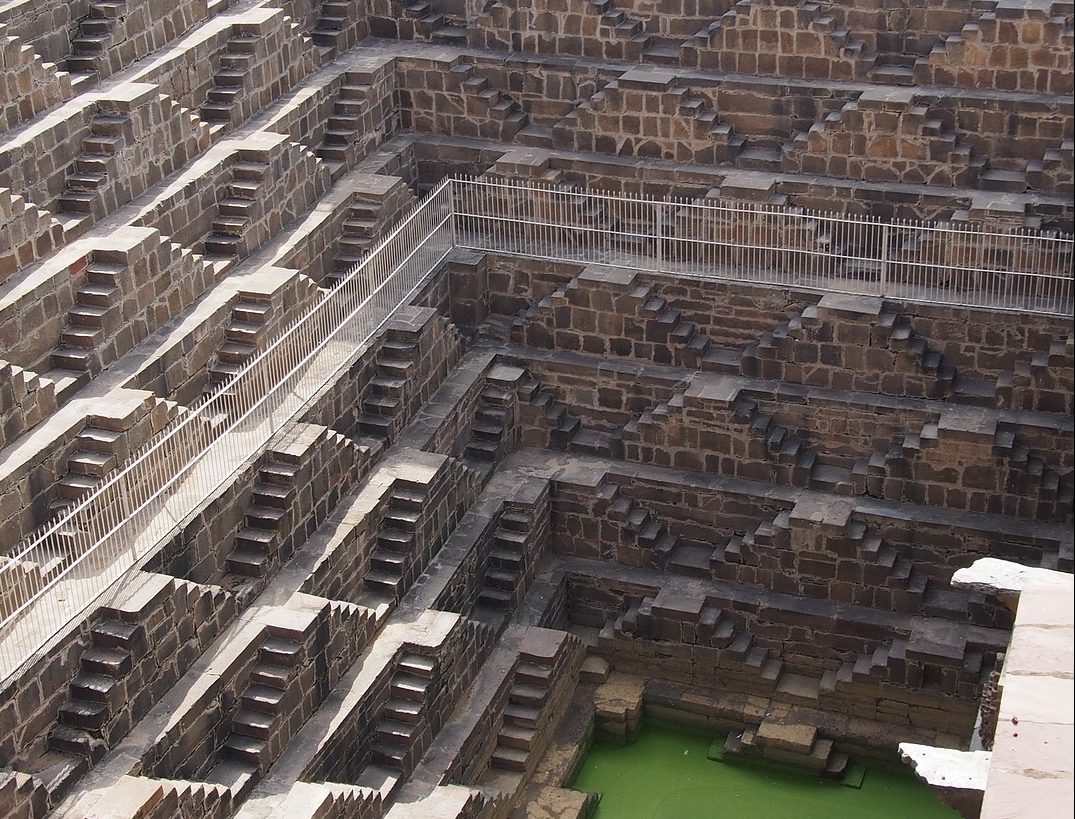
top-left (570, 725), bottom-right (960, 819)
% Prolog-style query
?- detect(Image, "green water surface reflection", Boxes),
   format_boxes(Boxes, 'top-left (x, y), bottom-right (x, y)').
top-left (571, 725), bottom-right (960, 819)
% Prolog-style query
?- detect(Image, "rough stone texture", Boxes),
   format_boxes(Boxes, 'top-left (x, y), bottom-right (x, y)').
top-left (0, 25), bottom-right (72, 134)
top-left (0, 229), bottom-right (216, 393)
top-left (63, 0), bottom-right (210, 84)
top-left (0, 82), bottom-right (211, 241)
top-left (0, 3), bottom-right (1070, 818)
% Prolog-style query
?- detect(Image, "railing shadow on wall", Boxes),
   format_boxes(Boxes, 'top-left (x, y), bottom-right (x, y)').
top-left (1, 175), bottom-right (1070, 678)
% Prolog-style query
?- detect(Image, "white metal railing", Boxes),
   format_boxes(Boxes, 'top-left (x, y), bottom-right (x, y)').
top-left (0, 179), bottom-right (453, 675)
top-left (1, 176), bottom-right (1071, 678)
top-left (452, 176), bottom-right (1073, 316)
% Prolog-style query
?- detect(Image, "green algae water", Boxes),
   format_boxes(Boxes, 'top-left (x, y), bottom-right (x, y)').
top-left (571, 725), bottom-right (959, 819)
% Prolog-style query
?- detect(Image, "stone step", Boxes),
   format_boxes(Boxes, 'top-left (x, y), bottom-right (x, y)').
top-left (497, 724), bottom-right (536, 751)
top-left (399, 654), bottom-right (437, 679)
top-left (67, 449), bottom-right (115, 477)
top-left (69, 672), bottom-right (120, 707)
top-left (478, 586), bottom-right (513, 609)
top-left (384, 697), bottom-right (423, 724)
top-left (91, 619), bottom-right (142, 650)
top-left (223, 733), bottom-right (267, 767)
top-left (509, 682), bottom-right (547, 707)
top-left (58, 698), bottom-right (110, 731)
top-left (370, 742), bottom-right (408, 769)
top-left (49, 724), bottom-right (106, 760)
top-left (81, 646), bottom-right (131, 676)
top-left (376, 719), bottom-right (417, 746)
top-left (260, 637), bottom-right (303, 666)
top-left (503, 702), bottom-right (541, 729)
top-left (242, 684), bottom-right (286, 714)
top-left (490, 744), bottom-right (528, 771)
top-left (232, 709), bottom-right (276, 740)
top-left (250, 661), bottom-right (295, 689)
top-left (391, 673), bottom-right (429, 701)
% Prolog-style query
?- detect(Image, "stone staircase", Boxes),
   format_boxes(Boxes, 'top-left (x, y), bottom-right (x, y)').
top-left (199, 33), bottom-right (260, 130)
top-left (611, 595), bottom-right (750, 655)
top-left (213, 632), bottom-right (306, 776)
top-left (472, 506), bottom-right (534, 621)
top-left (517, 374), bottom-right (582, 450)
top-left (47, 402), bottom-right (181, 519)
top-left (64, 0), bottom-right (126, 82)
top-left (202, 160), bottom-right (271, 262)
top-left (600, 481), bottom-right (680, 568)
top-left (856, 419), bottom-right (1074, 519)
top-left (48, 260), bottom-right (125, 387)
top-left (0, 771), bottom-right (50, 819)
top-left (48, 617), bottom-right (146, 763)
top-left (511, 272), bottom-right (729, 369)
top-left (224, 448), bottom-right (309, 580)
top-left (677, 92), bottom-right (747, 162)
top-left (708, 509), bottom-right (792, 578)
top-left (50, 579), bottom-right (234, 768)
top-left (882, 312), bottom-right (957, 397)
top-left (405, 0), bottom-right (470, 44)
top-left (996, 331), bottom-right (1074, 415)
top-left (993, 427), bottom-right (1073, 511)
top-left (136, 777), bottom-right (234, 817)
top-left (740, 300), bottom-right (1001, 404)
top-left (358, 338), bottom-right (420, 441)
top-left (782, 91), bottom-right (986, 187)
top-left (841, 626), bottom-right (994, 698)
top-left (315, 81), bottom-right (373, 179)
top-left (370, 652), bottom-right (439, 774)
top-left (1, 28), bottom-right (73, 134)
top-left (843, 304), bottom-right (969, 400)
top-left (633, 282), bottom-right (727, 368)
top-left (913, 2), bottom-right (1074, 93)
top-left (841, 516), bottom-right (928, 607)
top-left (205, 297), bottom-right (274, 394)
top-left (730, 395), bottom-right (840, 491)
top-left (488, 642), bottom-right (572, 774)
top-left (330, 182), bottom-right (418, 282)
top-left (364, 483), bottom-right (429, 599)
top-left (589, 0), bottom-right (646, 49)
top-left (723, 713), bottom-right (848, 778)
top-left (451, 62), bottom-right (528, 139)
top-left (1026, 139), bottom-right (1074, 195)
top-left (683, 0), bottom-right (874, 80)
top-left (462, 381), bottom-right (515, 466)
top-left (0, 362), bottom-right (58, 444)
top-left (310, 0), bottom-right (361, 55)
top-left (55, 113), bottom-right (128, 236)
top-left (1, 188), bottom-right (63, 285)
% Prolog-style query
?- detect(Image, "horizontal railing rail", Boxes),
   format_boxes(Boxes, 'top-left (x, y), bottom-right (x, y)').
top-left (2, 175), bottom-right (1070, 678)
top-left (451, 176), bottom-right (1073, 316)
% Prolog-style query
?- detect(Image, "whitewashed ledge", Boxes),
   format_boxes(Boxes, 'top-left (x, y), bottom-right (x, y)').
top-left (938, 557), bottom-right (1075, 819)
top-left (899, 745), bottom-right (991, 819)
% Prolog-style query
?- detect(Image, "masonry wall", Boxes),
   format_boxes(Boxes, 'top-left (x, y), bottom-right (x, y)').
top-left (0, 26), bottom-right (73, 134)
top-left (0, 0), bottom-right (90, 64)
top-left (0, 230), bottom-right (215, 378)
top-left (0, 363), bottom-right (57, 449)
top-left (0, 393), bottom-right (174, 545)
top-left (1, 572), bottom-right (236, 771)
top-left (0, 188), bottom-right (62, 284)
top-left (0, 83), bottom-right (210, 238)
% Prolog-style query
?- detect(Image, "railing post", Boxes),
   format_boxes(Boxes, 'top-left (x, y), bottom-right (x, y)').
top-left (448, 178), bottom-right (458, 249)
top-left (879, 220), bottom-right (890, 296)
top-left (656, 199), bottom-right (665, 274)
